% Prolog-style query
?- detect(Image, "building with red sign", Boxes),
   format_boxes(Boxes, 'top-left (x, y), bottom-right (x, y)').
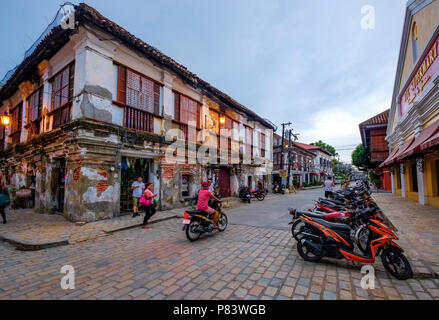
top-left (381, 0), bottom-right (439, 208)
top-left (359, 109), bottom-right (392, 191)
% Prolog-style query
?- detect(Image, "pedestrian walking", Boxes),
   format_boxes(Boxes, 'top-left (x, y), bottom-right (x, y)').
top-left (141, 183), bottom-right (158, 229)
top-left (340, 177), bottom-right (345, 189)
top-left (131, 176), bottom-right (145, 217)
top-left (324, 176), bottom-right (335, 199)
top-left (0, 182), bottom-right (10, 224)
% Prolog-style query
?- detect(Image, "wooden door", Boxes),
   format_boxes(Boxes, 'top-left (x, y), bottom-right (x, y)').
top-left (218, 167), bottom-right (231, 197)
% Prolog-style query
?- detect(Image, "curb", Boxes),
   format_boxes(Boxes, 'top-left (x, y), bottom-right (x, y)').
top-left (0, 233), bottom-right (69, 251)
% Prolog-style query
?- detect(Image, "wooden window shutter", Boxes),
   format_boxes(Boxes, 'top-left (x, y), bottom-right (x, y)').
top-left (117, 65), bottom-right (127, 104)
top-left (153, 83), bottom-right (160, 115)
top-left (174, 93), bottom-right (180, 122)
top-left (196, 103), bottom-right (201, 129)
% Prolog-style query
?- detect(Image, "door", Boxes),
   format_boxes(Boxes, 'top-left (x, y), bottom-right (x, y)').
top-left (57, 158), bottom-right (66, 213)
top-left (218, 167), bottom-right (231, 197)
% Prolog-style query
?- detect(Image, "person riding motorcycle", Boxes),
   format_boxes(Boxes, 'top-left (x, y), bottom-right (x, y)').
top-left (197, 181), bottom-right (221, 228)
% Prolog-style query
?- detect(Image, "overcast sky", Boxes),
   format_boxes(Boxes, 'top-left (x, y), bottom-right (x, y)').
top-left (0, 0), bottom-right (407, 162)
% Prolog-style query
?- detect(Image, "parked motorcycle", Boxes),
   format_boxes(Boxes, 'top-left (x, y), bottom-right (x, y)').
top-left (272, 183), bottom-right (285, 194)
top-left (250, 188), bottom-right (265, 201)
top-left (182, 198), bottom-right (228, 241)
top-left (295, 207), bottom-right (413, 280)
top-left (239, 187), bottom-right (252, 203)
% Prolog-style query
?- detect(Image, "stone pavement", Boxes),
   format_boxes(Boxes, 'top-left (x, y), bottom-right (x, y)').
top-left (0, 207), bottom-right (180, 250)
top-left (1, 219), bottom-right (438, 300)
top-left (0, 192), bottom-right (285, 251)
top-left (373, 193), bottom-right (439, 277)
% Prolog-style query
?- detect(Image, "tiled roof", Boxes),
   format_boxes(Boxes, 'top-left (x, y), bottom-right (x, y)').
top-left (359, 109), bottom-right (389, 127)
top-left (0, 3), bottom-right (274, 129)
top-left (76, 3), bottom-right (274, 129)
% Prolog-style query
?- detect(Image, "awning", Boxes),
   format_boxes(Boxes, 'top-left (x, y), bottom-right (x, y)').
top-left (379, 147), bottom-right (399, 168)
top-left (398, 120), bottom-right (439, 159)
top-left (395, 138), bottom-right (415, 161)
top-left (421, 130), bottom-right (439, 150)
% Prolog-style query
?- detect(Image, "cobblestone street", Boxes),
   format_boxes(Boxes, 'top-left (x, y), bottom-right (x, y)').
top-left (0, 189), bottom-right (438, 300)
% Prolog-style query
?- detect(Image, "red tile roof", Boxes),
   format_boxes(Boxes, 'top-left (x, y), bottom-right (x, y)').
top-left (359, 109), bottom-right (389, 127)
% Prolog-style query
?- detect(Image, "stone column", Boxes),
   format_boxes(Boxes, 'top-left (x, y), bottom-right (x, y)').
top-left (400, 162), bottom-right (406, 198)
top-left (416, 157), bottom-right (427, 205)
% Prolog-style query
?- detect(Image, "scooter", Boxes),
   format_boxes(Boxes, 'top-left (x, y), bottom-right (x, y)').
top-left (272, 183), bottom-right (285, 194)
top-left (239, 187), bottom-right (252, 203)
top-left (295, 207), bottom-right (413, 280)
top-left (182, 198), bottom-right (228, 241)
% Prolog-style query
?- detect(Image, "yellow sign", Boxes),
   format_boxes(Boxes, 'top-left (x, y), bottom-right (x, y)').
top-left (279, 169), bottom-right (287, 177)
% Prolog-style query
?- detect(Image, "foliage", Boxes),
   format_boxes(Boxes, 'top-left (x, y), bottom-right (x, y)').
top-left (351, 144), bottom-right (370, 169)
top-left (310, 140), bottom-right (338, 156)
top-left (369, 170), bottom-right (381, 188)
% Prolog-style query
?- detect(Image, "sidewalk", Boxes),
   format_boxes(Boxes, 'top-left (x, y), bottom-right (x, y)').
top-left (0, 207), bottom-right (182, 251)
top-left (373, 193), bottom-right (439, 277)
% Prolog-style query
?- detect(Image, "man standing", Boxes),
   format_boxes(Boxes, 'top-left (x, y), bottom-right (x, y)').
top-left (131, 176), bottom-right (145, 218)
top-left (324, 176), bottom-right (335, 199)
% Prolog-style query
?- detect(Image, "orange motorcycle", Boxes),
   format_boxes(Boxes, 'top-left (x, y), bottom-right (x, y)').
top-left (295, 207), bottom-right (413, 280)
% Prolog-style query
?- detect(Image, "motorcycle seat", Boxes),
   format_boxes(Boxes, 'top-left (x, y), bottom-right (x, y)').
top-left (312, 218), bottom-right (351, 232)
top-left (297, 210), bottom-right (326, 220)
top-left (186, 210), bottom-right (209, 216)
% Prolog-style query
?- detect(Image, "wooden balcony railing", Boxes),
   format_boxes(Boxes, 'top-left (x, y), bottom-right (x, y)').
top-left (124, 105), bottom-right (154, 133)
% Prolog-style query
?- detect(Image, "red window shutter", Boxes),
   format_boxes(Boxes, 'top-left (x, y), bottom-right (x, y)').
top-left (196, 103), bottom-right (201, 129)
top-left (174, 93), bottom-right (180, 122)
top-left (153, 83), bottom-right (160, 115)
top-left (117, 65), bottom-right (127, 104)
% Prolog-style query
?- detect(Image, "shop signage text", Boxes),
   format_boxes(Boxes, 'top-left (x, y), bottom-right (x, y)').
top-left (400, 37), bottom-right (439, 116)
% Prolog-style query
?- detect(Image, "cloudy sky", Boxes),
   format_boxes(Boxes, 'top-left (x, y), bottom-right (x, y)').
top-left (0, 0), bottom-right (407, 162)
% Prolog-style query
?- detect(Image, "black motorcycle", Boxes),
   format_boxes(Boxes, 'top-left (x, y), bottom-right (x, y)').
top-left (272, 183), bottom-right (285, 194)
top-left (239, 187), bottom-right (251, 203)
top-left (182, 198), bottom-right (228, 241)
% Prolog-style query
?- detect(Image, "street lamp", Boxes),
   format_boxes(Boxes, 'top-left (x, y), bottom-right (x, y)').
top-left (219, 115), bottom-right (226, 125)
top-left (0, 114), bottom-right (10, 126)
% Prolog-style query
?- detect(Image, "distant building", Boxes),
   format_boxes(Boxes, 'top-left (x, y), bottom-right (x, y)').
top-left (359, 109), bottom-right (392, 191)
top-left (294, 142), bottom-right (334, 179)
top-left (272, 133), bottom-right (316, 186)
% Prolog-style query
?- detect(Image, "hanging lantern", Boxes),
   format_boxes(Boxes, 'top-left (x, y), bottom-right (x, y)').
top-left (0, 114), bottom-right (11, 126)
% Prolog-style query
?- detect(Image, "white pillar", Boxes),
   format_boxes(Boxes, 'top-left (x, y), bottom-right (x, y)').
top-left (400, 162), bottom-right (406, 198)
top-left (390, 166), bottom-right (395, 194)
top-left (416, 157), bottom-right (427, 205)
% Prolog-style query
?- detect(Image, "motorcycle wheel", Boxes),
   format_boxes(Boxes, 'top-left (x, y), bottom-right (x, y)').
top-left (381, 248), bottom-right (413, 280)
top-left (186, 221), bottom-right (201, 242)
top-left (297, 238), bottom-right (322, 262)
top-left (291, 220), bottom-right (306, 241)
top-left (217, 214), bottom-right (228, 232)
top-left (256, 193), bottom-right (265, 201)
top-left (356, 227), bottom-right (369, 254)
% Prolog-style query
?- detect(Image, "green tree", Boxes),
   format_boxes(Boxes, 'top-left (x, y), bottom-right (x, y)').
top-left (351, 144), bottom-right (370, 169)
top-left (310, 140), bottom-right (338, 156)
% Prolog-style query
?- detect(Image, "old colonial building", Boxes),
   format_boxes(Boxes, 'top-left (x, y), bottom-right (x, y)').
top-left (272, 134), bottom-right (316, 187)
top-left (0, 3), bottom-right (273, 222)
top-left (381, 0), bottom-right (439, 208)
top-left (359, 109), bottom-right (392, 191)
top-left (294, 142), bottom-right (334, 180)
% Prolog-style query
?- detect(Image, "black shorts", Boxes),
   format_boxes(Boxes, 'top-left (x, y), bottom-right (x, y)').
top-left (325, 191), bottom-right (333, 198)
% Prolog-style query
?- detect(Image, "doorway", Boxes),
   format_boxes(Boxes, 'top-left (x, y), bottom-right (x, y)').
top-left (218, 167), bottom-right (231, 197)
top-left (56, 158), bottom-right (66, 213)
top-left (120, 156), bottom-right (152, 213)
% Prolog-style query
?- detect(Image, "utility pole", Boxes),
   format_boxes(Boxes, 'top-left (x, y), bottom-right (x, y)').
top-left (287, 130), bottom-right (299, 189)
top-left (287, 129), bottom-right (292, 189)
top-left (280, 122), bottom-right (291, 186)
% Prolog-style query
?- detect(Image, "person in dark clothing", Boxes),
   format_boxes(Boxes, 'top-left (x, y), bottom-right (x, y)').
top-left (0, 183), bottom-right (10, 224)
top-left (141, 183), bottom-right (158, 229)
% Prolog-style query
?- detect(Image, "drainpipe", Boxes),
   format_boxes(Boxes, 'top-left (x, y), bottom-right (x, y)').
top-left (158, 156), bottom-right (162, 211)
